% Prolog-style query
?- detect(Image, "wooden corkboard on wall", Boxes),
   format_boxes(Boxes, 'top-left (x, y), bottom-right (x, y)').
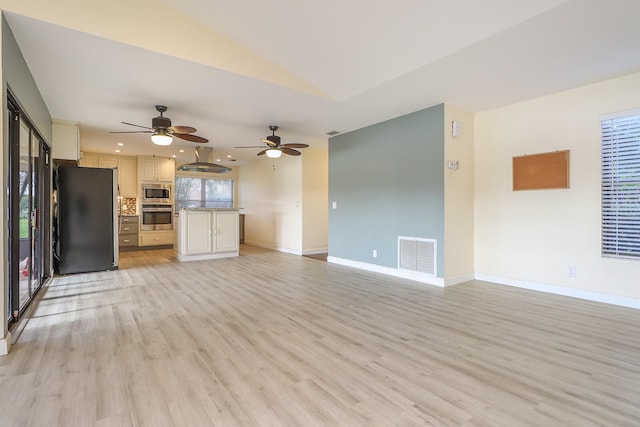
top-left (513, 150), bottom-right (570, 191)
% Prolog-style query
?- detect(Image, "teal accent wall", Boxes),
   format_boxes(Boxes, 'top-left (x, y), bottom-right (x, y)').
top-left (3, 15), bottom-right (52, 143)
top-left (328, 104), bottom-right (445, 276)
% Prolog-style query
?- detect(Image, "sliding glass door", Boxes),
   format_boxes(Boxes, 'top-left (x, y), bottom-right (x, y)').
top-left (8, 94), bottom-right (51, 325)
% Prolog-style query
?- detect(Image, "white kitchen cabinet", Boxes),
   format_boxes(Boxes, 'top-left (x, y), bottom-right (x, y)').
top-left (52, 120), bottom-right (80, 161)
top-left (157, 158), bottom-right (174, 181)
top-left (79, 153), bottom-right (99, 167)
top-left (139, 156), bottom-right (174, 182)
top-left (213, 210), bottom-right (240, 253)
top-left (117, 157), bottom-right (137, 197)
top-left (181, 209), bottom-right (212, 254)
top-left (139, 157), bottom-right (157, 181)
top-left (140, 230), bottom-right (174, 246)
top-left (99, 157), bottom-right (118, 169)
top-left (177, 208), bottom-right (239, 261)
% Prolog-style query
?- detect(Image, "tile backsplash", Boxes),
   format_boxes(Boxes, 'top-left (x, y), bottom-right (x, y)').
top-left (118, 198), bottom-right (137, 215)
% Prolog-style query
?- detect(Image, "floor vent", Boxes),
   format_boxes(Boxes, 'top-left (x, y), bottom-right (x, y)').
top-left (398, 237), bottom-right (436, 276)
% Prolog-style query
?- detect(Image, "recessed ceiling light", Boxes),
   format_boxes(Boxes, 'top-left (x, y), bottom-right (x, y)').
top-left (179, 149), bottom-right (184, 153)
top-left (171, 155), bottom-right (177, 158)
top-left (216, 158), bottom-right (221, 162)
top-left (326, 130), bottom-right (341, 136)
top-left (117, 142), bottom-right (124, 146)
top-left (115, 149), bottom-right (120, 153)
top-left (227, 155), bottom-right (232, 158)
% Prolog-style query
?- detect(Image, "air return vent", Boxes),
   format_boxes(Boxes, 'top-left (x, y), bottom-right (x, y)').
top-left (398, 237), bottom-right (436, 276)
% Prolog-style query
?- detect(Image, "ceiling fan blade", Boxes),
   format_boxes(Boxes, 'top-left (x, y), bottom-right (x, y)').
top-left (109, 130), bottom-right (152, 134)
top-left (261, 138), bottom-right (277, 147)
top-left (257, 149), bottom-right (268, 156)
top-left (235, 145), bottom-right (268, 149)
top-left (281, 147), bottom-right (301, 156)
top-left (168, 125), bottom-right (196, 134)
top-left (174, 133), bottom-right (208, 143)
top-left (121, 121), bottom-right (153, 130)
top-left (282, 143), bottom-right (309, 148)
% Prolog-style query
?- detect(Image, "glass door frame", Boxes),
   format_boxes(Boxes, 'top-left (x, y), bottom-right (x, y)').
top-left (7, 92), bottom-right (51, 326)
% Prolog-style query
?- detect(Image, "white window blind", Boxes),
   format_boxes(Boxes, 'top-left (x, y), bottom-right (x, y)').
top-left (601, 111), bottom-right (640, 259)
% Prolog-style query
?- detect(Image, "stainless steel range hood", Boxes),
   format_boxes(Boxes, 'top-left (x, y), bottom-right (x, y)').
top-left (177, 147), bottom-right (231, 173)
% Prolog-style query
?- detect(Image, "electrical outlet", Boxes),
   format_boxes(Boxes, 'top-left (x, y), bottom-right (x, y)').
top-left (567, 265), bottom-right (577, 278)
top-left (372, 249), bottom-right (377, 258)
top-left (332, 201), bottom-right (337, 209)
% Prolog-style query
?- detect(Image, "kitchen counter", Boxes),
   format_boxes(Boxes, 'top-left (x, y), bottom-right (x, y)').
top-left (175, 208), bottom-right (239, 262)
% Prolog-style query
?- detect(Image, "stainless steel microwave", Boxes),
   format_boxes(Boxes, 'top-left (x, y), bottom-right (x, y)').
top-left (142, 183), bottom-right (171, 204)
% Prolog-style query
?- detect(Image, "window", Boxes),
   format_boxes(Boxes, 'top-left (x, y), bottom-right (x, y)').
top-left (175, 177), bottom-right (234, 211)
top-left (601, 110), bottom-right (640, 259)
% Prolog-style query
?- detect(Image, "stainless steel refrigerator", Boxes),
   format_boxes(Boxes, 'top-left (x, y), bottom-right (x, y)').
top-left (55, 166), bottom-right (119, 274)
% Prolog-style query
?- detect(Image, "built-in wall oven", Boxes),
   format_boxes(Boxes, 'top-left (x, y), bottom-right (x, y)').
top-left (142, 183), bottom-right (171, 204)
top-left (141, 204), bottom-right (173, 230)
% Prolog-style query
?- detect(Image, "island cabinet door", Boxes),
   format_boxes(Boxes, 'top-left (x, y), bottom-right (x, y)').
top-left (183, 210), bottom-right (212, 254)
top-left (213, 210), bottom-right (239, 253)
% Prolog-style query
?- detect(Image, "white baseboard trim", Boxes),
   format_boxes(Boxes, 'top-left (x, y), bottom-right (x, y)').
top-left (243, 242), bottom-right (327, 257)
top-left (176, 251), bottom-right (239, 262)
top-left (244, 240), bottom-right (302, 255)
top-left (475, 273), bottom-right (640, 310)
top-left (302, 248), bottom-right (328, 256)
top-left (327, 256), bottom-right (445, 287)
top-left (0, 331), bottom-right (12, 356)
top-left (278, 247), bottom-right (302, 255)
top-left (445, 274), bottom-right (475, 286)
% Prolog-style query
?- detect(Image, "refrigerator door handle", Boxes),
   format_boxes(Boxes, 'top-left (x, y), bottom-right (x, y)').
top-left (113, 168), bottom-right (119, 269)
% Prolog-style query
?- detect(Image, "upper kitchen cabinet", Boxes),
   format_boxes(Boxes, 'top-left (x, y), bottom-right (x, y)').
top-left (99, 157), bottom-right (118, 169)
top-left (139, 157), bottom-right (174, 182)
top-left (117, 157), bottom-right (137, 197)
top-left (80, 154), bottom-right (117, 169)
top-left (52, 120), bottom-right (80, 161)
top-left (79, 153), bottom-right (99, 168)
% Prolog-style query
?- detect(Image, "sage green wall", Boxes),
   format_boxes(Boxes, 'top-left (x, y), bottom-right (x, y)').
top-left (1, 15), bottom-right (51, 346)
top-left (328, 104), bottom-right (445, 276)
top-left (3, 14), bottom-right (52, 143)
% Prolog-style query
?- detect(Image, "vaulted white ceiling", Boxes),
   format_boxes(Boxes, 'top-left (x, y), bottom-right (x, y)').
top-left (3, 0), bottom-right (640, 165)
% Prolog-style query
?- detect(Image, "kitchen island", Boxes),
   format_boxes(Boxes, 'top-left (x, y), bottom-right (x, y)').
top-left (175, 208), bottom-right (239, 262)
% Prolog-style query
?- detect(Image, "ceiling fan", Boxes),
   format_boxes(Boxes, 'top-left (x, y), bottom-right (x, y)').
top-left (235, 125), bottom-right (309, 158)
top-left (110, 105), bottom-right (208, 145)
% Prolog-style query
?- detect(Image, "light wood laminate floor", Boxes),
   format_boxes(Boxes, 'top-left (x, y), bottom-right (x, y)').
top-left (2, 246), bottom-right (640, 426)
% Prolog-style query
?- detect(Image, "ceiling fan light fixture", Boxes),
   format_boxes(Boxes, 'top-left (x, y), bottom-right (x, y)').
top-left (151, 129), bottom-right (173, 146)
top-left (266, 148), bottom-right (282, 158)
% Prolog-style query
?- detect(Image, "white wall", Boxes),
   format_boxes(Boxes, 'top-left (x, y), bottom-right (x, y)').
top-left (238, 156), bottom-right (303, 254)
top-left (475, 72), bottom-right (640, 302)
top-left (444, 104), bottom-right (475, 284)
top-left (301, 147), bottom-right (328, 254)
